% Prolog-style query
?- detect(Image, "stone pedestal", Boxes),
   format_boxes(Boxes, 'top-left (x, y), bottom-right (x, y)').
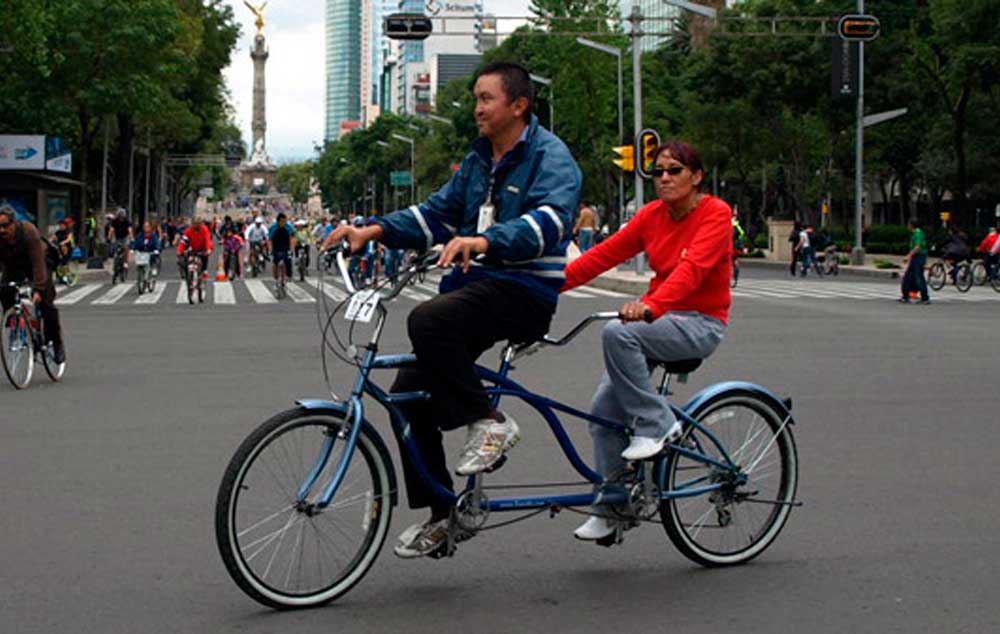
top-left (766, 218), bottom-right (796, 263)
top-left (239, 166), bottom-right (277, 193)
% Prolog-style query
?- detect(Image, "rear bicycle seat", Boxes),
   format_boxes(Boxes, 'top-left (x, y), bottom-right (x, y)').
top-left (649, 358), bottom-right (703, 375)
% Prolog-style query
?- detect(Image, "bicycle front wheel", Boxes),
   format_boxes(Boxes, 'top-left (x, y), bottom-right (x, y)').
top-left (1, 307), bottom-right (34, 389)
top-left (928, 262), bottom-right (946, 290)
top-left (42, 339), bottom-right (66, 382)
top-left (661, 392), bottom-right (798, 567)
top-left (955, 263), bottom-right (973, 292)
top-left (215, 407), bottom-right (394, 609)
top-left (971, 261), bottom-right (987, 286)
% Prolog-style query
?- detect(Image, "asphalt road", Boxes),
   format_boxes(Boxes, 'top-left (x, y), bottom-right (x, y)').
top-left (2, 262), bottom-right (998, 634)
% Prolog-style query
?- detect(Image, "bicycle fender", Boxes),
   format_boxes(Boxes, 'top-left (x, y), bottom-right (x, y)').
top-left (681, 381), bottom-right (795, 425)
top-left (295, 399), bottom-right (399, 505)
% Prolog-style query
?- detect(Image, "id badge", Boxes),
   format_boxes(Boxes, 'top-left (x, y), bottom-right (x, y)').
top-left (477, 203), bottom-right (496, 234)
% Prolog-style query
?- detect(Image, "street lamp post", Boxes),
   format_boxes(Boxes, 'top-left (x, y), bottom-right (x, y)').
top-left (529, 73), bottom-right (554, 132)
top-left (391, 133), bottom-right (416, 205)
top-left (576, 36), bottom-right (624, 230)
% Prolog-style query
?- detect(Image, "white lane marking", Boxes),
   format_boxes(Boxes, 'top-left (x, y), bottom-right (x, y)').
top-left (55, 283), bottom-right (103, 305)
top-left (303, 278), bottom-right (348, 302)
top-left (747, 281), bottom-right (876, 299)
top-left (245, 279), bottom-right (277, 304)
top-left (176, 282), bottom-right (188, 303)
top-left (562, 289), bottom-right (595, 298)
top-left (399, 286), bottom-right (433, 302)
top-left (213, 281), bottom-right (236, 304)
top-left (135, 281), bottom-right (168, 304)
top-left (285, 282), bottom-right (316, 304)
top-left (579, 285), bottom-right (630, 298)
top-left (91, 283), bottom-right (133, 305)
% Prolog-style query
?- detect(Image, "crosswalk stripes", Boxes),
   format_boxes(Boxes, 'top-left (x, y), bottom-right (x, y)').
top-left (213, 281), bottom-right (235, 304)
top-left (54, 283), bottom-right (103, 305)
top-left (302, 277), bottom-right (348, 302)
top-left (91, 283), bottom-right (132, 305)
top-left (135, 282), bottom-right (167, 304)
top-left (175, 281), bottom-right (188, 304)
top-left (285, 282), bottom-right (316, 304)
top-left (577, 285), bottom-right (630, 298)
top-left (244, 279), bottom-right (277, 304)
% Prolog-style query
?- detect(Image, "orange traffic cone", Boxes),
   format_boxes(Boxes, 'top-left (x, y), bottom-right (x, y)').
top-left (216, 253), bottom-right (228, 282)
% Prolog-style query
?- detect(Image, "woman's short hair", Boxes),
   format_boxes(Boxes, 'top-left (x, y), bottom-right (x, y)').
top-left (653, 140), bottom-right (704, 174)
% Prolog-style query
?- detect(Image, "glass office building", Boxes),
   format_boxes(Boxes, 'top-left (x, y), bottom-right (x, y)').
top-left (325, 0), bottom-right (362, 141)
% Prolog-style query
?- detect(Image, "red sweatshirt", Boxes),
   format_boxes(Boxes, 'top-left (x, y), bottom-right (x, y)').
top-left (563, 195), bottom-right (732, 324)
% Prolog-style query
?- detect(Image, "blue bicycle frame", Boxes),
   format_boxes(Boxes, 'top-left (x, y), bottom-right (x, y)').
top-left (292, 303), bottom-right (791, 516)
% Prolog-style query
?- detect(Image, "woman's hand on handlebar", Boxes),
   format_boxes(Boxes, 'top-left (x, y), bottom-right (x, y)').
top-left (321, 224), bottom-right (383, 254)
top-left (619, 301), bottom-right (653, 323)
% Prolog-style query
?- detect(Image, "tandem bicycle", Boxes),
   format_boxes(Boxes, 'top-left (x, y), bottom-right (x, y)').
top-left (214, 248), bottom-right (800, 609)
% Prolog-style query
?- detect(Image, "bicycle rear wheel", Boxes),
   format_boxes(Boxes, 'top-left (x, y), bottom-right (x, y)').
top-left (1, 307), bottom-right (34, 389)
top-left (215, 407), bottom-right (394, 609)
top-left (955, 263), bottom-right (973, 292)
top-left (971, 261), bottom-right (987, 286)
top-left (661, 392), bottom-right (798, 567)
top-left (928, 262), bottom-right (946, 291)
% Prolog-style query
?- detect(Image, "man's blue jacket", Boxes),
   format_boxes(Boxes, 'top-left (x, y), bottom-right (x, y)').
top-left (376, 115), bottom-right (582, 305)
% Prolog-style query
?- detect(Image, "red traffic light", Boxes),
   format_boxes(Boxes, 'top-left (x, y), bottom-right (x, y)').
top-left (384, 13), bottom-right (433, 41)
top-left (837, 14), bottom-right (881, 42)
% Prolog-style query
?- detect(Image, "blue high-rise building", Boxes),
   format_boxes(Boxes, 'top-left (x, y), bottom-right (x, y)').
top-left (325, 0), bottom-right (362, 141)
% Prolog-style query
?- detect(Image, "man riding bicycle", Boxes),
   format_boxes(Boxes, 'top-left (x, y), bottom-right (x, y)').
top-left (108, 208), bottom-right (134, 269)
top-left (323, 61), bottom-right (582, 558)
top-left (268, 213), bottom-right (296, 288)
top-left (0, 206), bottom-right (66, 363)
top-left (177, 216), bottom-right (213, 279)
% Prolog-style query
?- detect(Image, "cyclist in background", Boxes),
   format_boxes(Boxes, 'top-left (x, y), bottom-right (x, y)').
top-left (268, 213), bottom-right (296, 289)
top-left (731, 210), bottom-right (746, 285)
top-left (0, 206), bottom-right (66, 363)
top-left (108, 208), bottom-right (134, 269)
top-left (977, 227), bottom-right (999, 280)
top-left (177, 216), bottom-right (213, 280)
top-left (132, 221), bottom-right (161, 272)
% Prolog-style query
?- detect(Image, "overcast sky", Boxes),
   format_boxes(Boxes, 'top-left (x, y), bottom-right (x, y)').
top-left (222, 1), bottom-right (533, 163)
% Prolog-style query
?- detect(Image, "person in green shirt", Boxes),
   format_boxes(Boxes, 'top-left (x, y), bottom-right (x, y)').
top-left (900, 218), bottom-right (930, 304)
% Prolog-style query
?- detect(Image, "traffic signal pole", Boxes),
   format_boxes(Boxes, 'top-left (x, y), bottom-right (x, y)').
top-left (851, 0), bottom-right (866, 265)
top-left (630, 4), bottom-right (645, 275)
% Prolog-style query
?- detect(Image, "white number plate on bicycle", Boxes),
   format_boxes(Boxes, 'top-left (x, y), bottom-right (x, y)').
top-left (344, 290), bottom-right (380, 323)
top-left (134, 252), bottom-right (150, 266)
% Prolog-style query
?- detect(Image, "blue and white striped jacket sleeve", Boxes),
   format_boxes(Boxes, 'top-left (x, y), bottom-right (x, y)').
top-left (377, 168), bottom-right (465, 251)
top-left (480, 157), bottom-right (581, 262)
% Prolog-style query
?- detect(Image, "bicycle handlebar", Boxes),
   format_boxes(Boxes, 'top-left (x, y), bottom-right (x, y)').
top-left (332, 242), bottom-right (439, 301)
top-left (513, 308), bottom-right (653, 359)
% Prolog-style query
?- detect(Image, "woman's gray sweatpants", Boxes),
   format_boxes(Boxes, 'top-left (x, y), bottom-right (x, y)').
top-left (589, 311), bottom-right (726, 491)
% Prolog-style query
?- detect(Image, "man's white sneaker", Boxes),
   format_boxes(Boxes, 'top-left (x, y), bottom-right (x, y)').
top-left (621, 421), bottom-right (683, 461)
top-left (574, 515), bottom-right (618, 541)
top-left (455, 414), bottom-right (520, 475)
top-left (393, 518), bottom-right (449, 558)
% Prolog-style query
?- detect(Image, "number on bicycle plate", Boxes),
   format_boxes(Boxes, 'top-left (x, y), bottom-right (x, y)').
top-left (344, 290), bottom-right (380, 323)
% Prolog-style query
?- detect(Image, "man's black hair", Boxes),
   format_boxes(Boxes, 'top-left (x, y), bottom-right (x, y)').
top-left (476, 60), bottom-right (534, 124)
top-left (277, 212), bottom-right (287, 221)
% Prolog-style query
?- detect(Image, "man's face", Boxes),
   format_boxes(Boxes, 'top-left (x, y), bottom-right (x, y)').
top-left (0, 214), bottom-right (15, 242)
top-left (278, 218), bottom-right (286, 227)
top-left (474, 74), bottom-right (525, 141)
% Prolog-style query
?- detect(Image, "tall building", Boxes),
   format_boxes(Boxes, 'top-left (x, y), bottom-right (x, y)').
top-left (325, 0), bottom-right (362, 142)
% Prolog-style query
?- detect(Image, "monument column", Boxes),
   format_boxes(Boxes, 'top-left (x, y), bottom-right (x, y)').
top-left (251, 34), bottom-right (268, 153)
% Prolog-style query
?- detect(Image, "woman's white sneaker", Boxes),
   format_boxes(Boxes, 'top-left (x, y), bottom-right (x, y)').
top-left (573, 515), bottom-right (618, 541)
top-left (620, 421), bottom-right (682, 461)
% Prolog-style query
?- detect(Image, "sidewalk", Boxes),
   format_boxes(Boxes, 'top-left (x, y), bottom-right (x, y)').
top-left (570, 243), bottom-right (905, 295)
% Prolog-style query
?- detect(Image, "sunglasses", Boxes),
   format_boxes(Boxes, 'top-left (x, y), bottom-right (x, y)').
top-left (651, 166), bottom-right (686, 178)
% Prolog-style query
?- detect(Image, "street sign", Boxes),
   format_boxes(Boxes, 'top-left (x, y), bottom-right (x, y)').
top-left (384, 13), bottom-right (432, 40)
top-left (0, 135), bottom-right (45, 170)
top-left (636, 129), bottom-right (660, 179)
top-left (838, 14), bottom-right (880, 42)
top-left (390, 170), bottom-right (412, 187)
top-left (863, 108), bottom-right (908, 128)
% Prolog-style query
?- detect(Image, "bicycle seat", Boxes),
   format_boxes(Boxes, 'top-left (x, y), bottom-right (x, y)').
top-left (649, 358), bottom-right (703, 375)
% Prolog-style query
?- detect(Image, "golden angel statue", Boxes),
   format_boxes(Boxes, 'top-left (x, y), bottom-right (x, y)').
top-left (243, 1), bottom-right (268, 35)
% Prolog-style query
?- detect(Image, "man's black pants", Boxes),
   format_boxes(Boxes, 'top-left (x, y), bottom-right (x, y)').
top-left (0, 279), bottom-right (63, 347)
top-left (391, 277), bottom-right (554, 514)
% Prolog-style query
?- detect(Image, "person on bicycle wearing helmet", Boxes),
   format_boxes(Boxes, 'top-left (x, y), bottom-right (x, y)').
top-left (562, 140), bottom-right (731, 541)
top-left (109, 208), bottom-right (134, 268)
top-left (0, 206), bottom-right (66, 363)
top-left (323, 61), bottom-right (582, 558)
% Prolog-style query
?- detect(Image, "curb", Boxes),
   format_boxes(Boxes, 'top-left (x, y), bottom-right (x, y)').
top-left (739, 258), bottom-right (902, 279)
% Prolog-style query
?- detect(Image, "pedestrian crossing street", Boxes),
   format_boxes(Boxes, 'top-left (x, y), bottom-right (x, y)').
top-left (54, 274), bottom-right (633, 308)
top-left (732, 278), bottom-right (1000, 303)
top-left (54, 275), bottom-right (1000, 309)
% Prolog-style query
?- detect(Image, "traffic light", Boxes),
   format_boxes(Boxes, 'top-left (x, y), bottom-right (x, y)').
top-left (636, 129), bottom-right (660, 179)
top-left (384, 13), bottom-right (433, 41)
top-left (837, 14), bottom-right (880, 42)
top-left (612, 145), bottom-right (634, 172)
